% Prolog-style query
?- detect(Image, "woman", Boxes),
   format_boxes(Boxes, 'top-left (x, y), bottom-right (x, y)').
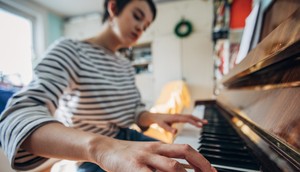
top-left (0, 0), bottom-right (216, 171)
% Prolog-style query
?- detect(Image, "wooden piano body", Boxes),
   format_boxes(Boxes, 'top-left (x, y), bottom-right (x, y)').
top-left (174, 1), bottom-right (300, 171)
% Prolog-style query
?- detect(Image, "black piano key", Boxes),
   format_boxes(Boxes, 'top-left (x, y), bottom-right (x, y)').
top-left (204, 125), bottom-right (232, 130)
top-left (204, 123), bottom-right (234, 127)
top-left (215, 167), bottom-right (244, 172)
top-left (205, 117), bottom-right (227, 121)
top-left (202, 128), bottom-right (238, 136)
top-left (198, 144), bottom-right (249, 153)
top-left (199, 136), bottom-right (241, 143)
top-left (198, 141), bottom-right (248, 151)
top-left (200, 133), bottom-right (241, 141)
top-left (205, 120), bottom-right (231, 124)
top-left (199, 137), bottom-right (243, 144)
top-left (204, 124), bottom-right (234, 128)
top-left (198, 147), bottom-right (250, 157)
top-left (205, 116), bottom-right (226, 120)
top-left (205, 124), bottom-right (231, 128)
top-left (199, 149), bottom-right (256, 163)
top-left (198, 143), bottom-right (247, 152)
top-left (205, 122), bottom-right (230, 126)
top-left (204, 155), bottom-right (260, 170)
top-left (199, 140), bottom-right (247, 150)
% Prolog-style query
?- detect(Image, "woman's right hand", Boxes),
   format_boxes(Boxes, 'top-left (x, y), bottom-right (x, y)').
top-left (88, 138), bottom-right (217, 172)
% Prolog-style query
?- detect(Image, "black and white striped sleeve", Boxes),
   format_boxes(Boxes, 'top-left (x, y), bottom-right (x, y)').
top-left (0, 39), bottom-right (79, 171)
top-left (133, 85), bottom-right (148, 128)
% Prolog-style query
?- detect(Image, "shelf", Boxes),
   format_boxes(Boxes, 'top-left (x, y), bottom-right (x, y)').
top-left (131, 43), bottom-right (152, 74)
top-left (132, 62), bottom-right (150, 67)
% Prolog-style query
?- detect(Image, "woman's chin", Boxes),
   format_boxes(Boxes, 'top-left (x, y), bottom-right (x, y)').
top-left (124, 40), bottom-right (138, 47)
top-left (119, 36), bottom-right (139, 47)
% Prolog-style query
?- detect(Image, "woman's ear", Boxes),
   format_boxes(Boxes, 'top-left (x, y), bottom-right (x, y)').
top-left (107, 0), bottom-right (117, 18)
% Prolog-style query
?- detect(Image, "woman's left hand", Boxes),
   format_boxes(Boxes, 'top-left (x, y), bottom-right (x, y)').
top-left (138, 112), bottom-right (208, 134)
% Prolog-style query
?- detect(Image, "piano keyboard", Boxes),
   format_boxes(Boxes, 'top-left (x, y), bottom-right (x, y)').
top-left (174, 105), bottom-right (261, 172)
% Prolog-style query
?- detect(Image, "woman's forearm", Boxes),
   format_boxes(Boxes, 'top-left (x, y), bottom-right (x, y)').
top-left (137, 111), bottom-right (208, 134)
top-left (21, 122), bottom-right (115, 163)
top-left (137, 111), bottom-right (156, 128)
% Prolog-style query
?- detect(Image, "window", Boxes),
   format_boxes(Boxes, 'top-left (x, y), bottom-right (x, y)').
top-left (0, 5), bottom-right (35, 86)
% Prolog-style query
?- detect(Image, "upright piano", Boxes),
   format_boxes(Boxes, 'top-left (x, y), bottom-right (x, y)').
top-left (174, 1), bottom-right (300, 172)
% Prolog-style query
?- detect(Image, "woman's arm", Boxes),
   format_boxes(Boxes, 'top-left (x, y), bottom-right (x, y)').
top-left (22, 122), bottom-right (216, 172)
top-left (21, 122), bottom-right (102, 162)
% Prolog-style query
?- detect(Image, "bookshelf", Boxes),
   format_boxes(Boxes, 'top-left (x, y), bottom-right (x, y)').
top-left (131, 43), bottom-right (152, 74)
top-left (120, 43), bottom-right (152, 74)
top-left (212, 0), bottom-right (253, 94)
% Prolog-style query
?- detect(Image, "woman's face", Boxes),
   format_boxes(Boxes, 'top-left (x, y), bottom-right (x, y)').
top-left (111, 1), bottom-right (154, 47)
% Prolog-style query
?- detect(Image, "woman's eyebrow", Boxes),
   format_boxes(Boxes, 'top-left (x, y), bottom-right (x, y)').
top-left (134, 7), bottom-right (145, 18)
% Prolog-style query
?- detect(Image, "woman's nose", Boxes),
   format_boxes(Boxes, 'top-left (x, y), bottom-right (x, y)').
top-left (135, 24), bottom-right (144, 33)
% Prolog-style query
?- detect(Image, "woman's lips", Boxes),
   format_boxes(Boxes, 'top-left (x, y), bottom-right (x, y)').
top-left (130, 32), bottom-right (138, 40)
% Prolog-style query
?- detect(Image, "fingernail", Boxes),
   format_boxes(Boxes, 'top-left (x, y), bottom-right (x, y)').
top-left (211, 166), bottom-right (217, 172)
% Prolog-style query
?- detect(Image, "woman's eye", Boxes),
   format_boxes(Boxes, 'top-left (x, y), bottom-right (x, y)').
top-left (133, 13), bottom-right (142, 21)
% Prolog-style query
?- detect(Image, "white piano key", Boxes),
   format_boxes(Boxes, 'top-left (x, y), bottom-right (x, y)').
top-left (174, 123), bottom-right (202, 149)
top-left (173, 123), bottom-right (202, 172)
top-left (192, 105), bottom-right (205, 119)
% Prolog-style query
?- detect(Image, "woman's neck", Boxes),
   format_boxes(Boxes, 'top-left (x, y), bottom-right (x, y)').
top-left (85, 24), bottom-right (121, 53)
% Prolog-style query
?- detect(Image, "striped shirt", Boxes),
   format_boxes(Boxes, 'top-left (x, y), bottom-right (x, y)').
top-left (0, 38), bottom-right (146, 171)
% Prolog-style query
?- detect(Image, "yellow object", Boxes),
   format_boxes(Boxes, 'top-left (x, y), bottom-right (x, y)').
top-left (143, 80), bottom-right (191, 143)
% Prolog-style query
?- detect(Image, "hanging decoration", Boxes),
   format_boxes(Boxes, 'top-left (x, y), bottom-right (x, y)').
top-left (174, 19), bottom-right (193, 38)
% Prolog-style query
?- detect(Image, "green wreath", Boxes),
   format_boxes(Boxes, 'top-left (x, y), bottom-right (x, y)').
top-left (174, 19), bottom-right (193, 38)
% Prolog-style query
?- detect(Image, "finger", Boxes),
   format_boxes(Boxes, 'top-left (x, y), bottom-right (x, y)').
top-left (146, 154), bottom-right (187, 172)
top-left (170, 115), bottom-right (204, 128)
top-left (184, 116), bottom-right (204, 128)
top-left (189, 115), bottom-right (208, 124)
top-left (185, 160), bottom-right (201, 172)
top-left (157, 144), bottom-right (213, 172)
top-left (182, 115), bottom-right (208, 126)
top-left (138, 166), bottom-right (155, 172)
top-left (158, 122), bottom-right (177, 134)
top-left (186, 160), bottom-right (218, 172)
top-left (176, 114), bottom-right (208, 123)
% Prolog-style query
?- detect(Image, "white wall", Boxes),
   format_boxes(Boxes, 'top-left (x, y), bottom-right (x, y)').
top-left (64, 13), bottom-right (103, 40)
top-left (148, 0), bottom-right (214, 111)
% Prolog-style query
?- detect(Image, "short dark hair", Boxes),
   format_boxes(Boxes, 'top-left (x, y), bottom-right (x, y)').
top-left (102, 0), bottom-right (157, 23)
